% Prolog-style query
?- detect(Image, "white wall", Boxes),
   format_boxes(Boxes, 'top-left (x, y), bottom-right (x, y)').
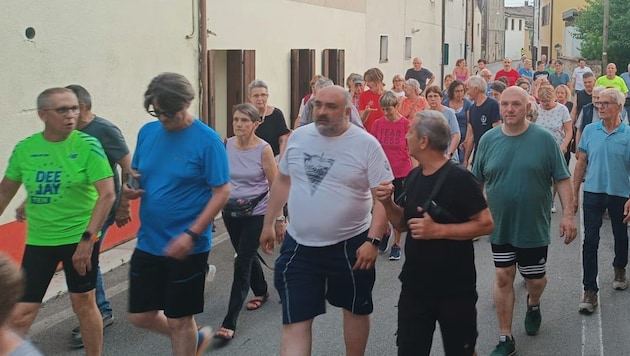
top-left (563, 26), bottom-right (582, 59)
top-left (505, 16), bottom-right (526, 59)
top-left (0, 0), bottom-right (200, 225)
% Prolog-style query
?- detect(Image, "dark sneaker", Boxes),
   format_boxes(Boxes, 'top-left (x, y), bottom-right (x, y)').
top-left (524, 295), bottom-right (541, 336)
top-left (389, 244), bottom-right (401, 260)
top-left (196, 326), bottom-right (213, 356)
top-left (613, 267), bottom-right (628, 290)
top-left (579, 290), bottom-right (598, 314)
top-left (490, 335), bottom-right (516, 356)
top-left (378, 228), bottom-right (391, 254)
top-left (71, 314), bottom-right (115, 348)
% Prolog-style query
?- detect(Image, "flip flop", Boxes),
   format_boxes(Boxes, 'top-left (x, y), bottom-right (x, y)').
top-left (214, 327), bottom-right (235, 341)
top-left (245, 293), bottom-right (269, 310)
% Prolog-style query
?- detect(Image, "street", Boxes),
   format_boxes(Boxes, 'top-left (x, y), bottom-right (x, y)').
top-left (27, 190), bottom-right (630, 355)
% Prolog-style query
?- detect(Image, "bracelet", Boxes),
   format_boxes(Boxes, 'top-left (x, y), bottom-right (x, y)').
top-left (81, 231), bottom-right (99, 243)
top-left (276, 216), bottom-right (286, 222)
top-left (184, 228), bottom-right (202, 243)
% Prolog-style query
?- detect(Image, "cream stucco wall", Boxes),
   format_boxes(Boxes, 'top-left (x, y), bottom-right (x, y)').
top-left (0, 1), bottom-right (201, 224)
top-left (505, 17), bottom-right (527, 60)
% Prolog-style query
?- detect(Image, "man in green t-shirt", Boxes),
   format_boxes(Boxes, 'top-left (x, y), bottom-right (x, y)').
top-left (473, 87), bottom-right (578, 356)
top-left (0, 88), bottom-right (115, 356)
top-left (596, 63), bottom-right (629, 95)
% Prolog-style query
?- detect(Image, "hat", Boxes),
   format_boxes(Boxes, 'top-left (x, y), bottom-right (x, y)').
top-left (352, 75), bottom-right (365, 85)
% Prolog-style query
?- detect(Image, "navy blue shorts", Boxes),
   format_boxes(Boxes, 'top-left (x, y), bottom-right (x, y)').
top-left (274, 230), bottom-right (375, 324)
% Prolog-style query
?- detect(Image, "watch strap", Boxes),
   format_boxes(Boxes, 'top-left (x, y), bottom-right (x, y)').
top-left (366, 237), bottom-right (381, 247)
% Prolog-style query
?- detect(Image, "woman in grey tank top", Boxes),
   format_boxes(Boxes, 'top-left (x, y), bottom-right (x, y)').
top-left (215, 103), bottom-right (283, 341)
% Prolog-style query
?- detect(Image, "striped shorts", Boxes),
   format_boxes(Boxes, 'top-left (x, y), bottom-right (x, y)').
top-left (491, 243), bottom-right (548, 279)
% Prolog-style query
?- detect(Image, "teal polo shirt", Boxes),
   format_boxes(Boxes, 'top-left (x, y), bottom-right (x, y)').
top-left (579, 120), bottom-right (630, 197)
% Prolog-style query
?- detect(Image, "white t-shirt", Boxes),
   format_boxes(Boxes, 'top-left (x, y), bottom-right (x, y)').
top-left (280, 124), bottom-right (394, 246)
top-left (536, 103), bottom-right (572, 147)
top-left (572, 66), bottom-right (593, 91)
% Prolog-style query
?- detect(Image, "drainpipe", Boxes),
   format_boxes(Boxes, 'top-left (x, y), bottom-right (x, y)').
top-left (200, 0), bottom-right (209, 125)
top-left (441, 0), bottom-right (447, 87)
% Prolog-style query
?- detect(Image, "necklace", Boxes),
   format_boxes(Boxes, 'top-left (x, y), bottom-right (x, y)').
top-left (259, 105), bottom-right (268, 124)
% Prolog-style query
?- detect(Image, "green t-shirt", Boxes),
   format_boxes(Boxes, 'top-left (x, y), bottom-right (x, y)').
top-left (596, 75), bottom-right (629, 94)
top-left (472, 123), bottom-right (570, 248)
top-left (5, 131), bottom-right (113, 246)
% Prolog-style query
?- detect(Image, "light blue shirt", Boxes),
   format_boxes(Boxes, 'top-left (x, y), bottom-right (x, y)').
top-left (621, 72), bottom-right (630, 97)
top-left (579, 121), bottom-right (630, 198)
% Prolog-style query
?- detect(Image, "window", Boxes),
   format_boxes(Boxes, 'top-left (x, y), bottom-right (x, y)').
top-left (519, 19), bottom-right (523, 31)
top-left (542, 5), bottom-right (550, 26)
top-left (380, 35), bottom-right (388, 63)
top-left (505, 18), bottom-right (509, 30)
top-left (404, 36), bottom-right (412, 59)
top-left (511, 19), bottom-right (515, 30)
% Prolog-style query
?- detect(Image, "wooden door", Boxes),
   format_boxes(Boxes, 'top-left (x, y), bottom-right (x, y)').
top-left (225, 50), bottom-right (256, 137)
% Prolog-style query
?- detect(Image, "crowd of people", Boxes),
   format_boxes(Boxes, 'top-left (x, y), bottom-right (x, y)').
top-left (1, 55), bottom-right (630, 356)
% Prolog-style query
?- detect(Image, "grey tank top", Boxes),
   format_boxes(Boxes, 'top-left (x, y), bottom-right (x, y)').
top-left (226, 137), bottom-right (270, 216)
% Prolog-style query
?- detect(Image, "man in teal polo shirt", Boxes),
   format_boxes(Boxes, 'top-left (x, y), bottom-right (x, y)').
top-left (573, 88), bottom-right (630, 314)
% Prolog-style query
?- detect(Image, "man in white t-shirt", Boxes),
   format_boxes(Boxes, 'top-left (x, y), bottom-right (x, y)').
top-left (572, 58), bottom-right (593, 92)
top-left (260, 85), bottom-right (393, 356)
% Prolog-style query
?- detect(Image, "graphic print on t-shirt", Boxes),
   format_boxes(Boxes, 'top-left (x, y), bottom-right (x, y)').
top-left (304, 152), bottom-right (335, 195)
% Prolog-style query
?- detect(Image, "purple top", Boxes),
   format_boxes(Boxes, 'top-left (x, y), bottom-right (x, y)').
top-left (226, 137), bottom-right (270, 216)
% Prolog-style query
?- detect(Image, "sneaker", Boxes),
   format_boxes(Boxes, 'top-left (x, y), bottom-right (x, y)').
top-left (524, 295), bottom-right (541, 336)
top-left (70, 314), bottom-right (115, 348)
top-left (378, 228), bottom-right (391, 254)
top-left (613, 267), bottom-right (628, 290)
top-left (578, 290), bottom-right (598, 314)
top-left (490, 335), bottom-right (516, 356)
top-left (196, 326), bottom-right (213, 356)
top-left (551, 204), bottom-right (557, 213)
top-left (389, 244), bottom-right (401, 260)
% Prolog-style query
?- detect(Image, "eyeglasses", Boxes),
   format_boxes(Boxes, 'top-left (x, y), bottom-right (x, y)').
top-left (595, 101), bottom-right (614, 108)
top-left (250, 93), bottom-right (269, 99)
top-left (41, 106), bottom-right (80, 115)
top-left (148, 109), bottom-right (177, 119)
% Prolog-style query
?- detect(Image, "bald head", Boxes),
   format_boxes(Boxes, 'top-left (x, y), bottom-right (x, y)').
top-left (502, 86), bottom-right (529, 103)
top-left (313, 85), bottom-right (352, 136)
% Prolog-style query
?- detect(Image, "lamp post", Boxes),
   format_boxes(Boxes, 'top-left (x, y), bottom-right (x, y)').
top-left (602, 0), bottom-right (609, 69)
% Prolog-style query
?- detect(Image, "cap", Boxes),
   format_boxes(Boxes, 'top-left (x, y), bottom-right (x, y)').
top-left (352, 75), bottom-right (365, 85)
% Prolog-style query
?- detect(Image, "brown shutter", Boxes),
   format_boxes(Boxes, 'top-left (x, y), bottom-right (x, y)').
top-left (225, 50), bottom-right (256, 137)
top-left (322, 49), bottom-right (345, 86)
top-left (290, 49), bottom-right (315, 121)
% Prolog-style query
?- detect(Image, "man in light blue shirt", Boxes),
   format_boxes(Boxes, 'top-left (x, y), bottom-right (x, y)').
top-left (619, 63), bottom-right (630, 120)
top-left (573, 88), bottom-right (630, 315)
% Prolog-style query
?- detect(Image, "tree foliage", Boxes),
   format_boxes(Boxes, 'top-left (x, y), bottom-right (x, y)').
top-left (573, 0), bottom-right (630, 68)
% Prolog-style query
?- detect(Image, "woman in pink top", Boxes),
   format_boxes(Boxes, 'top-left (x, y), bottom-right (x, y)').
top-left (370, 91), bottom-right (413, 260)
top-left (452, 59), bottom-right (470, 82)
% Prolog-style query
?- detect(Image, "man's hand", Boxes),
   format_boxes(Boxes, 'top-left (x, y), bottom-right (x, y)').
top-left (260, 226), bottom-right (277, 254)
top-left (374, 181), bottom-right (394, 203)
top-left (407, 207), bottom-right (442, 239)
top-left (122, 172), bottom-right (144, 200)
top-left (275, 221), bottom-right (286, 245)
top-left (623, 199), bottom-right (630, 223)
top-left (72, 240), bottom-right (94, 276)
top-left (573, 193), bottom-right (580, 215)
top-left (15, 202), bottom-right (26, 222)
top-left (114, 201), bottom-right (132, 227)
top-left (165, 233), bottom-right (194, 260)
top-left (353, 241), bottom-right (377, 270)
top-left (559, 213), bottom-right (578, 245)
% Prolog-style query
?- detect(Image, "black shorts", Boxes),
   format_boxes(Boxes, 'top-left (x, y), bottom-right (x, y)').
top-left (491, 243), bottom-right (548, 279)
top-left (274, 231), bottom-right (375, 324)
top-left (128, 249), bottom-right (209, 318)
top-left (21, 243), bottom-right (99, 303)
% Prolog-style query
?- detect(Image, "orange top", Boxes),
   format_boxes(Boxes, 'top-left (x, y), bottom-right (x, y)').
top-left (398, 96), bottom-right (427, 120)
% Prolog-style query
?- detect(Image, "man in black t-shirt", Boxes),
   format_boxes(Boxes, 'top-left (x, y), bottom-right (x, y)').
top-left (463, 76), bottom-right (501, 168)
top-left (571, 72), bottom-right (595, 121)
top-left (405, 57), bottom-right (435, 93)
top-left (375, 111), bottom-right (493, 356)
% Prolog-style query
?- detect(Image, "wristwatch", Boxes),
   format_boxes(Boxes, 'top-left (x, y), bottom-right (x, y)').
top-left (184, 228), bottom-right (202, 243)
top-left (81, 231), bottom-right (99, 243)
top-left (275, 216), bottom-right (286, 222)
top-left (366, 237), bottom-right (381, 247)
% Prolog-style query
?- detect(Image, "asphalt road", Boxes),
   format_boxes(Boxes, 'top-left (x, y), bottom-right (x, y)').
top-left (27, 185), bottom-right (630, 355)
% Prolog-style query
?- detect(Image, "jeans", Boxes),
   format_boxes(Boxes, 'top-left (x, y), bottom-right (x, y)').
top-left (95, 216), bottom-right (114, 316)
top-left (221, 215), bottom-right (267, 330)
top-left (582, 192), bottom-right (629, 292)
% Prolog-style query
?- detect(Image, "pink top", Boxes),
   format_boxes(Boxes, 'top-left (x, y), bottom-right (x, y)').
top-left (455, 72), bottom-right (468, 82)
top-left (370, 117), bottom-right (412, 179)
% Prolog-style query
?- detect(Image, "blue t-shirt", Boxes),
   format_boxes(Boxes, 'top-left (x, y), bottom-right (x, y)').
top-left (443, 98), bottom-right (473, 144)
top-left (132, 119), bottom-right (230, 255)
top-left (579, 121), bottom-right (630, 197)
top-left (549, 71), bottom-right (571, 88)
top-left (518, 68), bottom-right (533, 79)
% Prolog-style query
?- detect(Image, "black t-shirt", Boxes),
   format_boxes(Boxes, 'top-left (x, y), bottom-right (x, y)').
top-left (575, 90), bottom-right (592, 118)
top-left (399, 162), bottom-right (488, 296)
top-left (468, 97), bottom-right (501, 148)
top-left (255, 108), bottom-right (290, 156)
top-left (405, 68), bottom-right (433, 92)
top-left (533, 71), bottom-right (549, 81)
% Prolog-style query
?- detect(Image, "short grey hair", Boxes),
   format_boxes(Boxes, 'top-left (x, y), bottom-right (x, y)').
top-left (314, 77), bottom-right (334, 91)
top-left (248, 80), bottom-right (268, 96)
top-left (379, 91), bottom-right (399, 108)
top-left (600, 88), bottom-right (626, 106)
top-left (413, 110), bottom-right (451, 152)
top-left (593, 85), bottom-right (606, 95)
top-left (37, 88), bottom-right (75, 110)
top-left (467, 75), bottom-right (487, 91)
top-left (232, 102), bottom-right (261, 122)
top-left (143, 72), bottom-right (195, 112)
top-left (405, 78), bottom-right (421, 93)
top-left (65, 84), bottom-right (92, 110)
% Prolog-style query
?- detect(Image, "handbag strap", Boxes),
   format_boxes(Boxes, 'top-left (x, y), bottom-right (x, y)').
top-left (251, 190), bottom-right (269, 205)
top-left (421, 160), bottom-right (456, 214)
